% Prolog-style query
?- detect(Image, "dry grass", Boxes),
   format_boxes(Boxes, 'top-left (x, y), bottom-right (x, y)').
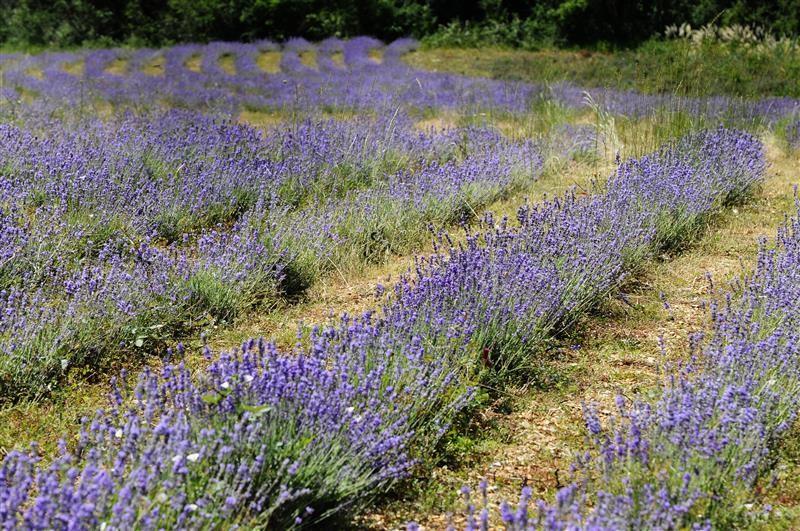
top-left (238, 109), bottom-right (286, 130)
top-left (219, 53), bottom-right (236, 75)
top-left (257, 51), bottom-right (281, 74)
top-left (24, 66), bottom-right (43, 80)
top-left (368, 48), bottom-right (384, 64)
top-left (63, 59), bottom-right (84, 76)
top-left (142, 54), bottom-right (164, 76)
top-left (1, 378), bottom-right (108, 459)
top-left (17, 87), bottom-right (38, 104)
top-left (298, 50), bottom-right (318, 70)
top-left (185, 54), bottom-right (202, 73)
top-left (239, 108), bottom-right (365, 130)
top-left (414, 115), bottom-right (459, 132)
top-left (330, 51), bottom-right (345, 68)
top-left (105, 57), bottom-right (127, 76)
top-left (207, 253), bottom-right (417, 353)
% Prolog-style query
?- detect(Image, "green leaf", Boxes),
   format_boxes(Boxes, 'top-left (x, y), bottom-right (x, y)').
top-left (240, 404), bottom-right (271, 417)
top-left (201, 392), bottom-right (222, 405)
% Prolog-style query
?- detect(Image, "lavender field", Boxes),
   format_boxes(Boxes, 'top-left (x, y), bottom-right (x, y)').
top-left (0, 37), bottom-right (799, 529)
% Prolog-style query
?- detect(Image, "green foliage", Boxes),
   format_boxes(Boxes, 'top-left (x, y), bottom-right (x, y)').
top-left (187, 270), bottom-right (240, 321)
top-left (478, 39), bottom-right (800, 98)
top-left (425, 0), bottom-right (800, 49)
top-left (0, 0), bottom-right (435, 47)
top-left (3, 0), bottom-right (800, 49)
top-left (424, 11), bottom-right (558, 50)
top-left (0, 0), bottom-right (118, 48)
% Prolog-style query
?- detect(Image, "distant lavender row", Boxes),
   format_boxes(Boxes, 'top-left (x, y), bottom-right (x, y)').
top-left (0, 129), bottom-right (765, 528)
top-left (0, 38), bottom-right (537, 115)
top-left (2, 38), bottom-right (798, 121)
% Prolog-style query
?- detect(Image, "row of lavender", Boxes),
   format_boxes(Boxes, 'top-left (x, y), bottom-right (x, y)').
top-left (0, 108), bottom-right (543, 400)
top-left (0, 37), bottom-right (537, 115)
top-left (0, 128), bottom-right (764, 528)
top-left (3, 38), bottom-right (800, 122)
top-left (471, 199), bottom-right (800, 530)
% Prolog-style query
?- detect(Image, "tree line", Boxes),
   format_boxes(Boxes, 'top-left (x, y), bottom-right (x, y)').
top-left (2, 0), bottom-right (799, 48)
